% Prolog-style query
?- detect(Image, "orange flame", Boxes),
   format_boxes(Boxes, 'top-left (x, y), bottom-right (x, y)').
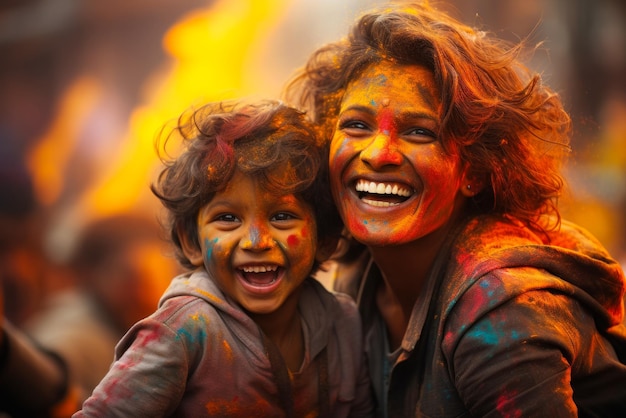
top-left (28, 0), bottom-right (292, 227)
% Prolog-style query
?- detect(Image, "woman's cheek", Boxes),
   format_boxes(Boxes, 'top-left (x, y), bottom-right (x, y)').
top-left (329, 135), bottom-right (355, 175)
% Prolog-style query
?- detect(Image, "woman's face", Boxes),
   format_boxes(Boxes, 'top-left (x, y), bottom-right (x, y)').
top-left (329, 60), bottom-right (469, 247)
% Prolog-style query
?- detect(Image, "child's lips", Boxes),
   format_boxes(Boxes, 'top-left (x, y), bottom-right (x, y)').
top-left (237, 265), bottom-right (284, 294)
top-left (241, 270), bottom-right (277, 286)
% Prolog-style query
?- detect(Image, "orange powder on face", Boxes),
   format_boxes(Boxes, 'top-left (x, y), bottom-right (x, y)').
top-left (374, 107), bottom-right (403, 165)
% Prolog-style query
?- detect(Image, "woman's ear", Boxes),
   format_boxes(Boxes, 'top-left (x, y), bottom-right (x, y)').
top-left (460, 168), bottom-right (487, 198)
top-left (178, 225), bottom-right (204, 267)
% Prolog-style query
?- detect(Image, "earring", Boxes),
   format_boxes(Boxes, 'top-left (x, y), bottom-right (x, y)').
top-left (466, 184), bottom-right (471, 190)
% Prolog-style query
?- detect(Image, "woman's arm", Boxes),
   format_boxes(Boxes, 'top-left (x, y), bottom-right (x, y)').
top-left (451, 287), bottom-right (582, 417)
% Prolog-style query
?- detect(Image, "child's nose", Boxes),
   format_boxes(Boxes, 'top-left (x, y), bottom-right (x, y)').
top-left (239, 223), bottom-right (273, 251)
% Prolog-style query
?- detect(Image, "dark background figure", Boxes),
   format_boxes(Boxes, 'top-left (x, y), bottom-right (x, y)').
top-left (0, 144), bottom-right (178, 416)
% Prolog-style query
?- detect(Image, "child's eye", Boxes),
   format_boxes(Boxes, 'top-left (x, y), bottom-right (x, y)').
top-left (216, 213), bottom-right (239, 223)
top-left (271, 212), bottom-right (296, 222)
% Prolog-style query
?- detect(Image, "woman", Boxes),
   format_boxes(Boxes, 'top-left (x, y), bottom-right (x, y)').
top-left (284, 2), bottom-right (626, 417)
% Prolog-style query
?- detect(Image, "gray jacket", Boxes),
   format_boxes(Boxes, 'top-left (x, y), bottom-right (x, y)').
top-left (75, 271), bottom-right (373, 417)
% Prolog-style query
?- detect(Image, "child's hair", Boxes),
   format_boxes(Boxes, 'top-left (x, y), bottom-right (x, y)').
top-left (151, 99), bottom-right (342, 271)
top-left (284, 1), bottom-right (572, 233)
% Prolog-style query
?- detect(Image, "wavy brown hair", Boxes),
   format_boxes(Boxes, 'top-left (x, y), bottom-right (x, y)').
top-left (151, 99), bottom-right (342, 270)
top-left (283, 1), bottom-right (572, 233)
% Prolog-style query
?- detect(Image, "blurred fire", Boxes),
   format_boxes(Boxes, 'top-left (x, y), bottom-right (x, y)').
top-left (26, 0), bottom-right (291, 227)
top-left (26, 76), bottom-right (102, 207)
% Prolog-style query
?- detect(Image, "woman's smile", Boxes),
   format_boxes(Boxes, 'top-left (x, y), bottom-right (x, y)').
top-left (354, 179), bottom-right (415, 207)
top-left (329, 60), bottom-right (468, 247)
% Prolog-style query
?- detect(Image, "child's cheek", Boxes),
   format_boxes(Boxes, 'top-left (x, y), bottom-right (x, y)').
top-left (202, 237), bottom-right (219, 266)
top-left (287, 234), bottom-right (300, 247)
top-left (285, 224), bottom-right (314, 255)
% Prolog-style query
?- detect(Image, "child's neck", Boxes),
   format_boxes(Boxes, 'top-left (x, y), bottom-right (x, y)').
top-left (250, 293), bottom-right (304, 372)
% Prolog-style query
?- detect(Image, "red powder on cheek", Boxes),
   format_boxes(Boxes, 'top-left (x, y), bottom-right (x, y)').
top-left (287, 234), bottom-right (300, 246)
top-left (347, 216), bottom-right (369, 237)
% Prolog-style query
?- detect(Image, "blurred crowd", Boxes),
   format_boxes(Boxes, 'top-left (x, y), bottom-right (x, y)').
top-left (0, 155), bottom-right (180, 415)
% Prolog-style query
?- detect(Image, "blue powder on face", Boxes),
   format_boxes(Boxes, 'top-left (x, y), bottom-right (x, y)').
top-left (204, 237), bottom-right (219, 261)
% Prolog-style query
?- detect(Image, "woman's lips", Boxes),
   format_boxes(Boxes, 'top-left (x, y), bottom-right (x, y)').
top-left (354, 179), bottom-right (414, 207)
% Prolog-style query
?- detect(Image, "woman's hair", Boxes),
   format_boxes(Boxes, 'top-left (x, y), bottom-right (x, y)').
top-left (283, 1), bottom-right (572, 233)
top-left (151, 99), bottom-right (342, 270)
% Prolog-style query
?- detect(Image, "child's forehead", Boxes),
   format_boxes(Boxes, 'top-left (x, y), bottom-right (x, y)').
top-left (209, 175), bottom-right (311, 212)
top-left (227, 169), bottom-right (302, 195)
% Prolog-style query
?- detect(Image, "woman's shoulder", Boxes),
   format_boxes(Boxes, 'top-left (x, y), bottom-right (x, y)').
top-left (441, 214), bottom-right (625, 330)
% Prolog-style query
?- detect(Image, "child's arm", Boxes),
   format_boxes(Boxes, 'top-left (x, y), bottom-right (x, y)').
top-left (73, 317), bottom-right (188, 417)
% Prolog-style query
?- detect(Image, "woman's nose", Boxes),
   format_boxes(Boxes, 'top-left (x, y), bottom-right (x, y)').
top-left (360, 132), bottom-right (403, 169)
top-left (239, 223), bottom-right (273, 251)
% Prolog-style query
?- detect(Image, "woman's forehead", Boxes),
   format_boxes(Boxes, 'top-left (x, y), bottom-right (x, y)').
top-left (342, 61), bottom-right (440, 112)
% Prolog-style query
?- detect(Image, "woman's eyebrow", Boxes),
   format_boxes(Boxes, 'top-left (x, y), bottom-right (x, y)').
top-left (416, 83), bottom-right (438, 110)
top-left (339, 104), bottom-right (377, 115)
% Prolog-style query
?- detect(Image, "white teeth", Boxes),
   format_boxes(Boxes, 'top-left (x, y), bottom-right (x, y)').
top-left (355, 180), bottom-right (412, 197)
top-left (362, 199), bottom-right (400, 207)
top-left (241, 265), bottom-right (278, 273)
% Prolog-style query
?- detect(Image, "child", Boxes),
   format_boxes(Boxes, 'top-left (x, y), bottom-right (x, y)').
top-left (74, 100), bottom-right (373, 417)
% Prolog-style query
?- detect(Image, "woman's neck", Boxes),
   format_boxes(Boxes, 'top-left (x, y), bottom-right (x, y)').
top-left (368, 219), bottom-right (460, 349)
top-left (369, 236), bottom-right (441, 309)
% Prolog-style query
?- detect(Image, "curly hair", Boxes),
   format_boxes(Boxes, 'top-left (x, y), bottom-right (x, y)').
top-left (151, 99), bottom-right (342, 270)
top-left (283, 1), bottom-right (572, 233)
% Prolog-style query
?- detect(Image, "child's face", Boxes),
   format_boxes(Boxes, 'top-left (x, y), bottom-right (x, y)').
top-left (329, 60), bottom-right (469, 247)
top-left (195, 170), bottom-right (318, 314)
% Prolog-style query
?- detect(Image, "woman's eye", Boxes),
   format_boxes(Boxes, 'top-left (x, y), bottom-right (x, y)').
top-left (405, 127), bottom-right (437, 142)
top-left (339, 119), bottom-right (370, 131)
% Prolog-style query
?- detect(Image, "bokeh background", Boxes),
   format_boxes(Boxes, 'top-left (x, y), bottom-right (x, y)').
top-left (1, 0), bottom-right (625, 269)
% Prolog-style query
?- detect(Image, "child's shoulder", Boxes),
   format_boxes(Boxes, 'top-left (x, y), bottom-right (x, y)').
top-left (303, 278), bottom-right (359, 319)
